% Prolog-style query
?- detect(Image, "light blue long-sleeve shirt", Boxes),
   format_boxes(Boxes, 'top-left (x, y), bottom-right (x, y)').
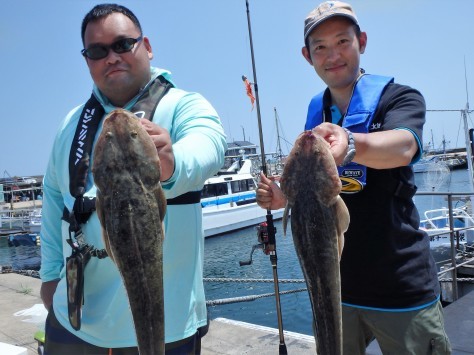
top-left (40, 67), bottom-right (227, 346)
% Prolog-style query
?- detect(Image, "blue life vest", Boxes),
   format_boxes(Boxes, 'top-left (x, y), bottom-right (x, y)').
top-left (305, 74), bottom-right (394, 193)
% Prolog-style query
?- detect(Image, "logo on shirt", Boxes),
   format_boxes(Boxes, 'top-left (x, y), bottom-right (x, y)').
top-left (74, 108), bottom-right (95, 165)
top-left (340, 176), bottom-right (364, 193)
top-left (370, 122), bottom-right (381, 131)
top-left (340, 168), bottom-right (365, 193)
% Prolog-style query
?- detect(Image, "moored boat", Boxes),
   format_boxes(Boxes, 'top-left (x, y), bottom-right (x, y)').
top-left (2, 161), bottom-right (282, 238)
top-left (414, 154), bottom-right (467, 173)
top-left (7, 233), bottom-right (40, 247)
top-left (201, 159), bottom-right (284, 237)
top-left (419, 205), bottom-right (474, 247)
top-left (27, 209), bottom-right (42, 233)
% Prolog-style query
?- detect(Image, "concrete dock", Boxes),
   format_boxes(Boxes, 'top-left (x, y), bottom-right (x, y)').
top-left (0, 272), bottom-right (317, 354)
top-left (0, 272), bottom-right (473, 354)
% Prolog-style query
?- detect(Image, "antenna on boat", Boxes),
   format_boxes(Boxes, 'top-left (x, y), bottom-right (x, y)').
top-left (274, 108), bottom-right (284, 163)
top-left (465, 56), bottom-right (470, 110)
top-left (244, 1), bottom-right (287, 353)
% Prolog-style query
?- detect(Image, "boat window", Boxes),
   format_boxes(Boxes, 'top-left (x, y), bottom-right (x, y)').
top-left (201, 182), bottom-right (228, 198)
top-left (231, 179), bottom-right (256, 193)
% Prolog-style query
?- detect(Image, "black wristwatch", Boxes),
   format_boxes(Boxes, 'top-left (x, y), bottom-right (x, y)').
top-left (341, 127), bottom-right (356, 166)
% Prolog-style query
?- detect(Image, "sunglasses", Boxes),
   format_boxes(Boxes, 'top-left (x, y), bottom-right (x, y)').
top-left (81, 36), bottom-right (143, 60)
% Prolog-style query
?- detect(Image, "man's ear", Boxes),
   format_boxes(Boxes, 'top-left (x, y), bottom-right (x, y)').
top-left (143, 36), bottom-right (154, 60)
top-left (359, 32), bottom-right (367, 54)
top-left (302, 46), bottom-right (313, 65)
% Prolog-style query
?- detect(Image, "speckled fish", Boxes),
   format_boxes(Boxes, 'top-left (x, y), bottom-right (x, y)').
top-left (92, 109), bottom-right (166, 355)
top-left (280, 130), bottom-right (349, 355)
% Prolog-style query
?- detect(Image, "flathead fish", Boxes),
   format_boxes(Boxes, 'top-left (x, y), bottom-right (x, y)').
top-left (92, 109), bottom-right (166, 355)
top-left (280, 130), bottom-right (349, 355)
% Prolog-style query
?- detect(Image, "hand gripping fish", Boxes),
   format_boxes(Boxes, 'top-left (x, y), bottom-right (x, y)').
top-left (92, 109), bottom-right (166, 355)
top-left (280, 130), bottom-right (349, 355)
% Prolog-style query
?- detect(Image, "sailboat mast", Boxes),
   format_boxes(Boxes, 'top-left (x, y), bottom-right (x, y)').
top-left (431, 129), bottom-right (435, 152)
top-left (274, 107), bottom-right (283, 159)
top-left (463, 57), bottom-right (474, 191)
top-left (462, 107), bottom-right (474, 190)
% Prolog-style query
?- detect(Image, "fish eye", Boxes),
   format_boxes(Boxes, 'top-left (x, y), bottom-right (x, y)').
top-left (131, 131), bottom-right (138, 138)
top-left (106, 131), bottom-right (113, 138)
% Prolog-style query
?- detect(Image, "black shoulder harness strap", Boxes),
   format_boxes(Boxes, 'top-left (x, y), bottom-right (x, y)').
top-left (64, 75), bottom-right (200, 253)
top-left (373, 169), bottom-right (417, 200)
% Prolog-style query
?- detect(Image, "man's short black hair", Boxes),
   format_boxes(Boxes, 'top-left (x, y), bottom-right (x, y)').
top-left (81, 3), bottom-right (142, 45)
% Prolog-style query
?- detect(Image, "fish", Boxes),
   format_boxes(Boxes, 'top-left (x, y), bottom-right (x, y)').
top-left (280, 130), bottom-right (349, 355)
top-left (92, 108), bottom-right (167, 355)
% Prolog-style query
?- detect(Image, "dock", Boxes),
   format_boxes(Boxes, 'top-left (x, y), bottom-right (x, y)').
top-left (0, 272), bottom-right (473, 354)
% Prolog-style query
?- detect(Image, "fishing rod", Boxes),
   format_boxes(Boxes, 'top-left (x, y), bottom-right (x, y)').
top-left (242, 1), bottom-right (287, 353)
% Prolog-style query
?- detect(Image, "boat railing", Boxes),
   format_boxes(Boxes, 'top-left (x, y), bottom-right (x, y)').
top-left (416, 190), bottom-right (474, 302)
top-left (0, 207), bottom-right (42, 232)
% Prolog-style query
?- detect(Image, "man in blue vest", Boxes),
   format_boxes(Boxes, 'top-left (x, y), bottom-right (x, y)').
top-left (39, 4), bottom-right (227, 354)
top-left (256, 1), bottom-right (451, 353)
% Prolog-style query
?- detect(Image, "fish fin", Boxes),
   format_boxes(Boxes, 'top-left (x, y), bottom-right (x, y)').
top-left (155, 184), bottom-right (167, 222)
top-left (334, 195), bottom-right (350, 260)
top-left (96, 192), bottom-right (115, 263)
top-left (282, 203), bottom-right (291, 236)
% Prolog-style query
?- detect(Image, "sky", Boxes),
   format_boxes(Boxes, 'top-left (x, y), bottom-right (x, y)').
top-left (2, 0), bottom-right (474, 177)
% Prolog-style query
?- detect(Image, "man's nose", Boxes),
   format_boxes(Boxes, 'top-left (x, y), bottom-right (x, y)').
top-left (105, 50), bottom-right (122, 64)
top-left (326, 46), bottom-right (340, 61)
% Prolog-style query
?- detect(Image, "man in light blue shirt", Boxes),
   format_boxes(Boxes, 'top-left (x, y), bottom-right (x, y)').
top-left (40, 4), bottom-right (227, 354)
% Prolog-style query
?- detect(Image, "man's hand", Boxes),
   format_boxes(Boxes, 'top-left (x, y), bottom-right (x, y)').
top-left (312, 123), bottom-right (348, 166)
top-left (40, 280), bottom-right (59, 311)
top-left (256, 172), bottom-right (287, 210)
top-left (139, 119), bottom-right (175, 181)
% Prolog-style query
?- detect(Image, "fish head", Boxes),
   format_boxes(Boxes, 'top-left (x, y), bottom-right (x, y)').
top-left (281, 130), bottom-right (341, 206)
top-left (92, 109), bottom-right (162, 193)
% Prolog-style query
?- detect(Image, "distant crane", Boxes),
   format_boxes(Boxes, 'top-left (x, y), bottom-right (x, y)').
top-left (3, 170), bottom-right (14, 182)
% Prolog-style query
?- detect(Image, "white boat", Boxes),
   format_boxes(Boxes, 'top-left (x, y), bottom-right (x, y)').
top-left (28, 209), bottom-right (42, 233)
top-left (201, 159), bottom-right (285, 237)
top-left (420, 206), bottom-right (474, 247)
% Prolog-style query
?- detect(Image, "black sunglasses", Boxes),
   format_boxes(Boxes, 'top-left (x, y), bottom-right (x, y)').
top-left (81, 36), bottom-right (143, 60)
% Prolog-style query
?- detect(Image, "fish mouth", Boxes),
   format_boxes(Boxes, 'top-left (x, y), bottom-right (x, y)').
top-left (300, 130), bottom-right (328, 155)
top-left (301, 132), bottom-right (316, 152)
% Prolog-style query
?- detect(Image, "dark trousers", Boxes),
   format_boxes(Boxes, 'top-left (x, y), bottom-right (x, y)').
top-left (44, 307), bottom-right (202, 355)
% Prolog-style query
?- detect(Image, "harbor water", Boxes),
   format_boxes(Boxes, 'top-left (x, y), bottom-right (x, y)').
top-left (205, 168), bottom-right (474, 336)
top-left (0, 237), bottom-right (41, 271)
top-left (0, 169), bottom-right (472, 337)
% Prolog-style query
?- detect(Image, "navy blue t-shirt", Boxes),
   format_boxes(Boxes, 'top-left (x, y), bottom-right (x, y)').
top-left (321, 83), bottom-right (440, 309)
